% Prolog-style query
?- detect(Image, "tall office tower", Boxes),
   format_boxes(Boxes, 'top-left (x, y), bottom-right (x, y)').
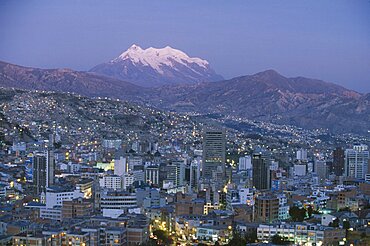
top-left (202, 128), bottom-right (226, 179)
top-left (190, 158), bottom-right (201, 191)
top-left (46, 150), bottom-right (55, 188)
top-left (252, 152), bottom-right (271, 190)
top-left (166, 159), bottom-right (186, 187)
top-left (345, 144), bottom-right (369, 179)
top-left (33, 150), bottom-right (55, 195)
top-left (239, 156), bottom-right (252, 171)
top-left (333, 147), bottom-right (345, 176)
top-left (314, 160), bottom-right (327, 184)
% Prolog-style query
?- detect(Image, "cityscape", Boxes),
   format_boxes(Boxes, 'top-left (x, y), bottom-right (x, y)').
top-left (0, 1), bottom-right (370, 246)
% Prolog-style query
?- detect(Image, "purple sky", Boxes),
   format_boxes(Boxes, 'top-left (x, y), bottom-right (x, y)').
top-left (0, 0), bottom-right (369, 92)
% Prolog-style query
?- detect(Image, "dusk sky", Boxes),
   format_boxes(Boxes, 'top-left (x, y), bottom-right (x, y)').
top-left (0, 0), bottom-right (369, 92)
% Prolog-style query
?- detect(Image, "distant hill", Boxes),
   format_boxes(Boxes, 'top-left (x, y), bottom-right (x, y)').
top-left (89, 44), bottom-right (223, 87)
top-left (0, 60), bottom-right (368, 134)
top-left (148, 70), bottom-right (369, 134)
top-left (0, 60), bottom-right (145, 100)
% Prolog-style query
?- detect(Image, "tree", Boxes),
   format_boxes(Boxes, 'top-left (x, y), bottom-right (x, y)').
top-left (342, 220), bottom-right (350, 230)
top-left (245, 231), bottom-right (257, 244)
top-left (227, 231), bottom-right (246, 246)
top-left (342, 220), bottom-right (351, 238)
top-left (227, 231), bottom-right (257, 246)
top-left (139, 239), bottom-right (157, 246)
top-left (152, 229), bottom-right (172, 245)
top-left (329, 218), bottom-right (339, 228)
top-left (289, 206), bottom-right (306, 222)
top-left (271, 234), bottom-right (290, 245)
top-left (307, 206), bottom-right (314, 218)
top-left (338, 207), bottom-right (351, 212)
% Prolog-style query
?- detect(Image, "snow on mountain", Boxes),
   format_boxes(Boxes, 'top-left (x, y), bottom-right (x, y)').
top-left (114, 44), bottom-right (209, 74)
top-left (90, 44), bottom-right (223, 87)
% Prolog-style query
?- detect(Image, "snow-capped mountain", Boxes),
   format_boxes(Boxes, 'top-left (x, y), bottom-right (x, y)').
top-left (89, 44), bottom-right (223, 87)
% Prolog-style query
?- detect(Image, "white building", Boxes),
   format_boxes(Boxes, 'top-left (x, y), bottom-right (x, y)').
top-left (345, 144), bottom-right (369, 179)
top-left (277, 194), bottom-right (290, 220)
top-left (114, 157), bottom-right (126, 176)
top-left (123, 173), bottom-right (134, 190)
top-left (43, 188), bottom-right (84, 208)
top-left (296, 149), bottom-right (308, 161)
top-left (102, 139), bottom-right (122, 149)
top-left (100, 190), bottom-right (137, 218)
top-left (239, 188), bottom-right (254, 206)
top-left (99, 175), bottom-right (122, 190)
top-left (238, 156), bottom-right (252, 170)
top-left (321, 214), bottom-right (337, 226)
top-left (257, 223), bottom-right (345, 245)
top-left (40, 187), bottom-right (84, 220)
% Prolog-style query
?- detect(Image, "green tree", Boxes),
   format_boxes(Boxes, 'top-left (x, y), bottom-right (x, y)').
top-left (342, 220), bottom-right (351, 238)
top-left (289, 206), bottom-right (306, 222)
top-left (307, 206), bottom-right (314, 218)
top-left (227, 231), bottom-right (246, 246)
top-left (342, 220), bottom-right (350, 230)
top-left (152, 229), bottom-right (172, 245)
top-left (338, 207), bottom-right (351, 212)
top-left (271, 234), bottom-right (290, 245)
top-left (139, 239), bottom-right (157, 246)
top-left (329, 218), bottom-right (339, 228)
top-left (245, 231), bottom-right (257, 244)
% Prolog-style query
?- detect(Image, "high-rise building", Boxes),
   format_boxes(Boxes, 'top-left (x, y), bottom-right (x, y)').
top-left (165, 159), bottom-right (186, 187)
top-left (333, 147), bottom-right (345, 176)
top-left (190, 159), bottom-right (201, 191)
top-left (254, 194), bottom-right (279, 223)
top-left (314, 160), bottom-right (327, 184)
top-left (345, 144), bottom-right (369, 179)
top-left (33, 150), bottom-right (55, 195)
top-left (252, 152), bottom-right (271, 190)
top-left (202, 128), bottom-right (226, 179)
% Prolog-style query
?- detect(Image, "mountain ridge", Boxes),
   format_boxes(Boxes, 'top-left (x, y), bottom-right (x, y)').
top-left (0, 60), bottom-right (368, 134)
top-left (0, 60), bottom-right (146, 100)
top-left (147, 70), bottom-right (368, 134)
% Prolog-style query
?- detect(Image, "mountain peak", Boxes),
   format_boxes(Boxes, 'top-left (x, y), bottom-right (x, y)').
top-left (91, 44), bottom-right (223, 87)
top-left (128, 44), bottom-right (143, 51)
top-left (253, 69), bottom-right (284, 78)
